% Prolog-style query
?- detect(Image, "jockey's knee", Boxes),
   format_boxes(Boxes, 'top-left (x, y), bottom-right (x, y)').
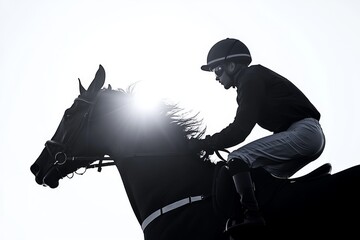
top-left (227, 158), bottom-right (250, 176)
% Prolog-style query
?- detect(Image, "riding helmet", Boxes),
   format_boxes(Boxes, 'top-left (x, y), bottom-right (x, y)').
top-left (201, 38), bottom-right (252, 71)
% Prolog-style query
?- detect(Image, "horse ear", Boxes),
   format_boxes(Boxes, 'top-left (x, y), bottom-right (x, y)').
top-left (108, 84), bottom-right (112, 90)
top-left (87, 64), bottom-right (106, 95)
top-left (78, 78), bottom-right (86, 95)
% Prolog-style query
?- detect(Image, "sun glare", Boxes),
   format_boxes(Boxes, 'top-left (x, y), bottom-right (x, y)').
top-left (131, 81), bottom-right (164, 114)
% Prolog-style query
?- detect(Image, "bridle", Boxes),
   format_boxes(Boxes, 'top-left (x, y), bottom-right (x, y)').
top-left (43, 96), bottom-right (114, 183)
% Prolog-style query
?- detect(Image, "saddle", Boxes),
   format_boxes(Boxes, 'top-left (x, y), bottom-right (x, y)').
top-left (286, 163), bottom-right (332, 183)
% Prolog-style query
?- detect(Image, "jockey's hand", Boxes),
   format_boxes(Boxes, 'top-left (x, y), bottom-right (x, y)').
top-left (188, 138), bottom-right (204, 152)
top-left (188, 136), bottom-right (215, 155)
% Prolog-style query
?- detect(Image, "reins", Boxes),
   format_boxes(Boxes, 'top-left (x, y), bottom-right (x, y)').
top-left (200, 148), bottom-right (230, 162)
top-left (62, 148), bottom-right (231, 178)
top-left (88, 148), bottom-right (230, 173)
top-left (215, 148), bottom-right (230, 162)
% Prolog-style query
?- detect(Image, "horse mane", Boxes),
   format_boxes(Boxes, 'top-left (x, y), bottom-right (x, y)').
top-left (99, 83), bottom-right (206, 142)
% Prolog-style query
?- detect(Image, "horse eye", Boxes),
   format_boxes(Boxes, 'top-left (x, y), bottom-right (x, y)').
top-left (63, 113), bottom-right (71, 121)
top-left (64, 110), bottom-right (72, 120)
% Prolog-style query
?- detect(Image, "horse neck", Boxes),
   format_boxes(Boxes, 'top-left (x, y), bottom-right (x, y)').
top-left (114, 153), bottom-right (216, 225)
top-left (104, 115), bottom-right (189, 158)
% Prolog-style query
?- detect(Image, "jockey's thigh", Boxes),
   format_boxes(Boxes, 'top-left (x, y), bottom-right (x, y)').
top-left (228, 118), bottom-right (325, 178)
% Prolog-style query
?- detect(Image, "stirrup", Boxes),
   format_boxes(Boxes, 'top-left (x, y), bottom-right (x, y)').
top-left (224, 216), bottom-right (266, 239)
top-left (224, 217), bottom-right (240, 233)
top-left (225, 215), bottom-right (265, 233)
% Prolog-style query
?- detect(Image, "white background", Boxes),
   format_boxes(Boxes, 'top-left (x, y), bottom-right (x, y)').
top-left (1, 0), bottom-right (359, 239)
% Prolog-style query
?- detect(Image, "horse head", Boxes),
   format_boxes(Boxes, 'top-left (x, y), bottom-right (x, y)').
top-left (30, 65), bottom-right (204, 188)
top-left (30, 65), bottom-right (108, 188)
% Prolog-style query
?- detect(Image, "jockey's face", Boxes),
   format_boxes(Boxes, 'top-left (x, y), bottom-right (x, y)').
top-left (214, 62), bottom-right (235, 90)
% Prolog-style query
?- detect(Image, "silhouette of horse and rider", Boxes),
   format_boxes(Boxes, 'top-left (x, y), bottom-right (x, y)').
top-left (31, 65), bottom-right (360, 239)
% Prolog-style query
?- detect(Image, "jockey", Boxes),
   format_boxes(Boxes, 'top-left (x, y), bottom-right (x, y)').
top-left (189, 38), bottom-right (325, 228)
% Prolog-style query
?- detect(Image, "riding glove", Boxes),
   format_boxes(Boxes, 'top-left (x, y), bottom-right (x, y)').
top-left (188, 135), bottom-right (215, 155)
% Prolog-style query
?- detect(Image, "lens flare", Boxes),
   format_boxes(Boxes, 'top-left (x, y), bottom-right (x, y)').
top-left (131, 81), bottom-right (163, 115)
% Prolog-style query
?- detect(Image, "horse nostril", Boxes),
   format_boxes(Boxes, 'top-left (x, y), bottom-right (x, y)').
top-left (31, 164), bottom-right (46, 185)
top-left (30, 164), bottom-right (40, 175)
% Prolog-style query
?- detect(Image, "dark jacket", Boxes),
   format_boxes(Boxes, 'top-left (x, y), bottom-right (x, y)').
top-left (207, 64), bottom-right (320, 150)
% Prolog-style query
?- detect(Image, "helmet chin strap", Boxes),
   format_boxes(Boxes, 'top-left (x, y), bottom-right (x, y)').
top-left (226, 64), bottom-right (245, 88)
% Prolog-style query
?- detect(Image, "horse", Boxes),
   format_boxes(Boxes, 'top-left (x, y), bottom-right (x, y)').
top-left (30, 65), bottom-right (360, 239)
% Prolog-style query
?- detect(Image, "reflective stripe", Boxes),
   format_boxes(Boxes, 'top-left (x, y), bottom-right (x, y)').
top-left (207, 53), bottom-right (251, 66)
top-left (141, 210), bottom-right (161, 231)
top-left (141, 195), bottom-right (204, 231)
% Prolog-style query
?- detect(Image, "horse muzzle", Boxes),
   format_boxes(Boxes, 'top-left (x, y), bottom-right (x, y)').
top-left (30, 147), bottom-right (61, 188)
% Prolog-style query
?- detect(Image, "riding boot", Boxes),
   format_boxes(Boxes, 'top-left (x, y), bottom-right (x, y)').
top-left (226, 159), bottom-right (266, 228)
top-left (232, 171), bottom-right (266, 227)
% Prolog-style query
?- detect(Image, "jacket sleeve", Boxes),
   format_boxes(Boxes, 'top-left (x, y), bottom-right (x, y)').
top-left (205, 74), bottom-right (265, 150)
